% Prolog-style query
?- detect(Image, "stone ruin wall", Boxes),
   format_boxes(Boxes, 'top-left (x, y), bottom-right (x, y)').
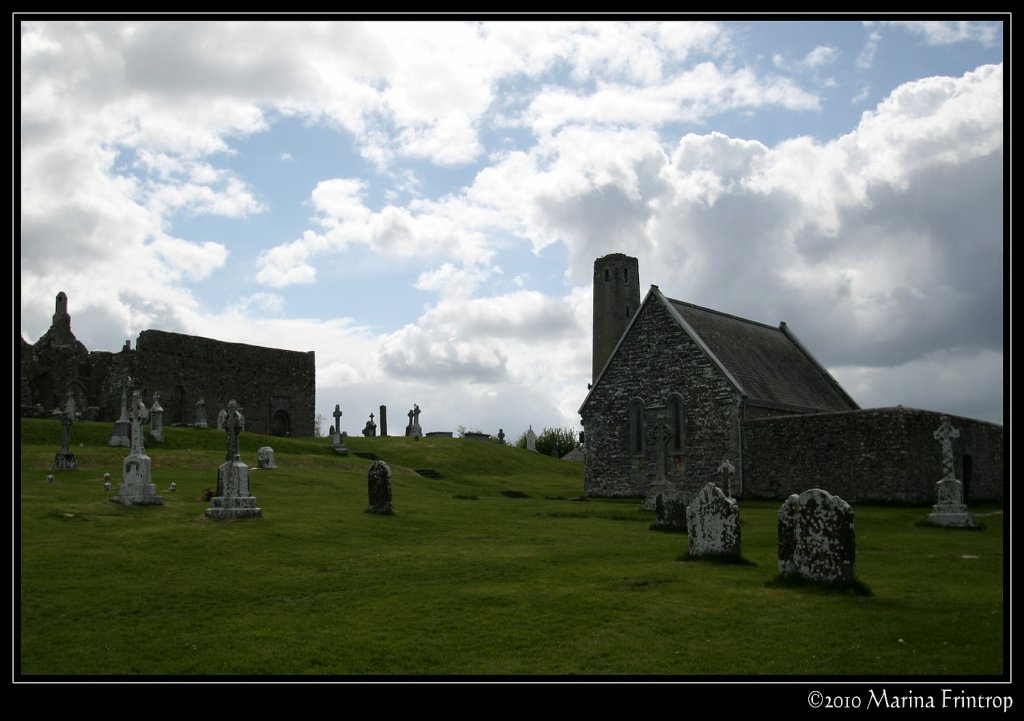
top-left (132, 330), bottom-right (316, 437)
top-left (22, 325), bottom-right (315, 437)
top-left (741, 407), bottom-right (1003, 503)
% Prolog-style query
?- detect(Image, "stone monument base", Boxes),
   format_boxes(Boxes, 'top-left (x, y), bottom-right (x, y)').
top-left (53, 452), bottom-right (77, 470)
top-left (642, 480), bottom-right (673, 511)
top-left (928, 507), bottom-right (978, 527)
top-left (206, 460), bottom-right (261, 519)
top-left (206, 496), bottom-right (262, 519)
top-left (108, 420), bottom-right (130, 447)
top-left (112, 483), bottom-right (165, 506)
top-left (332, 444), bottom-right (348, 456)
top-left (113, 452), bottom-right (164, 505)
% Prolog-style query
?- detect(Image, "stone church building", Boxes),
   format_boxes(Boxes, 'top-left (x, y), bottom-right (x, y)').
top-left (578, 254), bottom-right (1003, 503)
top-left (21, 292), bottom-right (316, 437)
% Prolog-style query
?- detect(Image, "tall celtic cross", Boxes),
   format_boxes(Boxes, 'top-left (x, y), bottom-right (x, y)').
top-left (933, 415), bottom-right (960, 479)
top-left (333, 404), bottom-right (342, 434)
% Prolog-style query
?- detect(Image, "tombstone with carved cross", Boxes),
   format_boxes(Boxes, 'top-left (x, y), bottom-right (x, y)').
top-left (331, 403), bottom-right (348, 455)
top-left (206, 399), bottom-right (261, 519)
top-left (362, 412), bottom-right (377, 437)
top-left (112, 390), bottom-right (163, 506)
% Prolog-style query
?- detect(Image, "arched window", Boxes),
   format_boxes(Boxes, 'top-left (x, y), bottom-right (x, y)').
top-left (628, 398), bottom-right (645, 454)
top-left (668, 394), bottom-right (685, 452)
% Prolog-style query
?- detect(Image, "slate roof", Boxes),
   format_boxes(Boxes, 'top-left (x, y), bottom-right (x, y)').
top-left (666, 297), bottom-right (858, 412)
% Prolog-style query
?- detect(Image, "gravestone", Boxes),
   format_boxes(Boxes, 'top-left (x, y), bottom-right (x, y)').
top-left (686, 483), bottom-right (741, 557)
top-left (464, 431), bottom-right (490, 442)
top-left (195, 397), bottom-right (208, 429)
top-left (107, 374), bottom-right (131, 447)
top-left (331, 403), bottom-right (348, 455)
top-left (526, 425), bottom-right (537, 452)
top-left (778, 489), bottom-right (855, 582)
top-left (366, 460), bottom-right (394, 515)
top-left (53, 389), bottom-right (77, 470)
top-left (206, 400), bottom-right (261, 519)
top-left (379, 405), bottom-right (388, 437)
top-left (112, 390), bottom-right (164, 506)
top-left (362, 412), bottom-right (377, 437)
top-left (498, 428), bottom-right (505, 444)
top-left (406, 404), bottom-right (423, 439)
top-left (927, 416), bottom-right (977, 527)
top-left (149, 392), bottom-right (164, 442)
top-left (257, 446), bottom-right (277, 469)
top-left (654, 488), bottom-right (688, 531)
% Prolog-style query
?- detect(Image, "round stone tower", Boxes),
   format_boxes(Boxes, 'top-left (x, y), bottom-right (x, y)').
top-left (592, 253), bottom-right (640, 382)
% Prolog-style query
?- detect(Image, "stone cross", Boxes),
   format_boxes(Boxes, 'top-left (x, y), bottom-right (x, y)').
top-left (498, 428), bottom-right (505, 443)
top-left (413, 403), bottom-right (421, 427)
top-left (195, 397), bottom-right (208, 428)
top-left (118, 374), bottom-right (131, 422)
top-left (60, 390), bottom-right (76, 454)
top-left (128, 390), bottom-right (149, 456)
top-left (333, 404), bottom-right (343, 435)
top-left (654, 414), bottom-right (669, 482)
top-left (224, 400), bottom-right (244, 461)
top-left (933, 415), bottom-right (960, 479)
top-left (718, 459), bottom-right (735, 497)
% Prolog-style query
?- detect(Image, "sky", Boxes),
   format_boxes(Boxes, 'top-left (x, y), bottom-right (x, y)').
top-left (18, 18), bottom-right (1005, 438)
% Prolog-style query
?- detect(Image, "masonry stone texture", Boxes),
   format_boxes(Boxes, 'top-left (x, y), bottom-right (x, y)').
top-left (579, 254), bottom-right (1003, 504)
top-left (21, 293), bottom-right (315, 437)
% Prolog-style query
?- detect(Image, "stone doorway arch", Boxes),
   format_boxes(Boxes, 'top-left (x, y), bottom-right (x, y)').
top-left (271, 409), bottom-right (292, 437)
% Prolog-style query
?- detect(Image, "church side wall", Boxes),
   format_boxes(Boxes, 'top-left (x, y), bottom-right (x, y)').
top-left (582, 298), bottom-right (740, 497)
top-left (741, 408), bottom-right (1003, 503)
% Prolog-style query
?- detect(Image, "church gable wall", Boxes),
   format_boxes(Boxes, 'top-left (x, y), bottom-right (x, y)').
top-left (741, 408), bottom-right (1003, 502)
top-left (582, 297), bottom-right (740, 497)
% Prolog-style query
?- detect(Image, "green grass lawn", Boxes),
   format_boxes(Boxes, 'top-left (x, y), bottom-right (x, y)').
top-left (18, 419), bottom-right (1004, 677)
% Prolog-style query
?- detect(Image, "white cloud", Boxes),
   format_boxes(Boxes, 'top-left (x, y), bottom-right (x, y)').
top-left (856, 28), bottom-right (881, 69)
top-left (884, 21), bottom-right (1002, 47)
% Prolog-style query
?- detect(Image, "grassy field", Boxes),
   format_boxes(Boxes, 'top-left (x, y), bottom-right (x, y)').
top-left (18, 419), bottom-right (1004, 677)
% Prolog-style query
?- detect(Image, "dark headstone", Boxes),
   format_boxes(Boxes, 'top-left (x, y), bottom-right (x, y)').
top-left (367, 460), bottom-right (394, 514)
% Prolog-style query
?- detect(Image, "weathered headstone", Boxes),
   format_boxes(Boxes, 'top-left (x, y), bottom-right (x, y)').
top-left (379, 405), bottom-right (388, 437)
top-left (206, 400), bottom-right (261, 519)
top-left (362, 412), bottom-right (377, 437)
top-left (498, 428), bottom-right (506, 444)
top-left (331, 403), bottom-right (348, 455)
top-left (778, 489), bottom-right (855, 582)
top-left (107, 374), bottom-right (131, 447)
top-left (927, 416), bottom-right (977, 527)
top-left (195, 397), bottom-right (208, 429)
top-left (686, 483), bottom-right (741, 557)
top-left (112, 390), bottom-right (164, 506)
top-left (53, 389), bottom-right (78, 470)
top-left (257, 446), bottom-right (277, 469)
top-left (149, 391), bottom-right (164, 442)
top-left (526, 425), bottom-right (537, 452)
top-left (366, 460), bottom-right (394, 515)
top-left (654, 489), bottom-right (688, 531)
